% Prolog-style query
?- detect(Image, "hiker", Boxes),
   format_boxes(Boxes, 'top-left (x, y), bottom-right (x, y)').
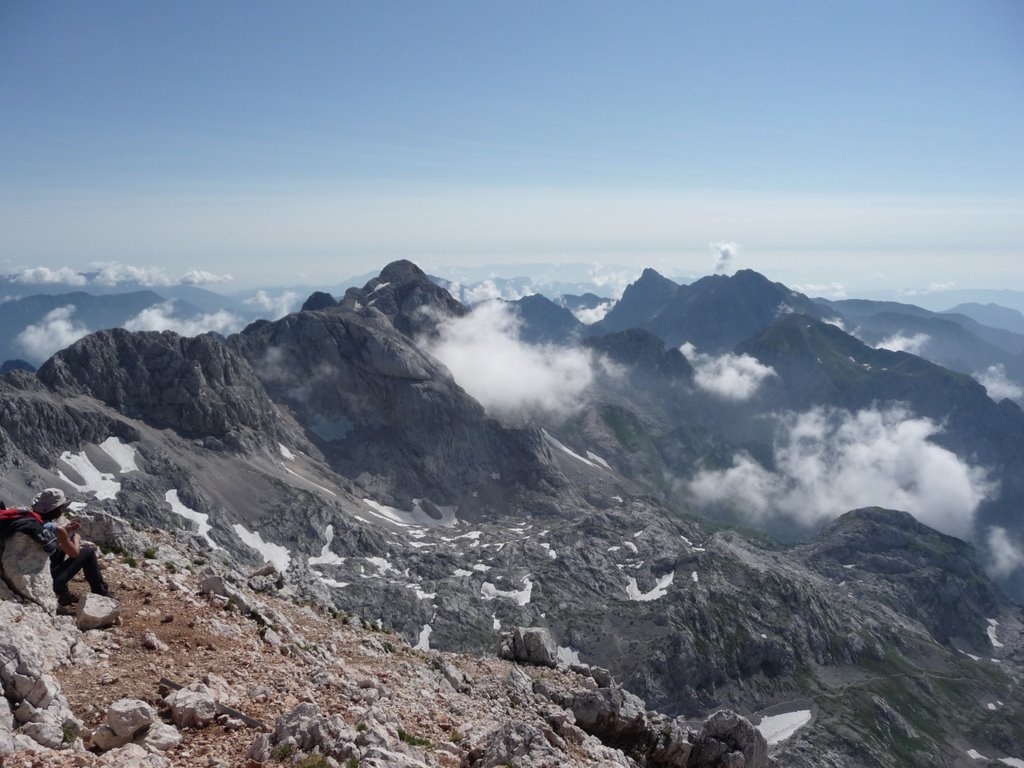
top-left (0, 488), bottom-right (111, 609)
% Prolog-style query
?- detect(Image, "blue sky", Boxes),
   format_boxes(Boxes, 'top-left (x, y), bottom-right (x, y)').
top-left (1, 1), bottom-right (1022, 290)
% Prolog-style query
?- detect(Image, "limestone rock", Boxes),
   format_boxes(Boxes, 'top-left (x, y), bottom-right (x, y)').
top-left (107, 698), bottom-right (156, 739)
top-left (689, 710), bottom-right (772, 768)
top-left (76, 593), bottom-right (121, 630)
top-left (165, 683), bottom-right (218, 728)
top-left (92, 724), bottom-right (131, 752)
top-left (263, 702), bottom-right (358, 760)
top-left (0, 534), bottom-right (58, 612)
top-left (136, 721), bottom-right (181, 752)
top-left (470, 720), bottom-right (566, 767)
top-left (498, 626), bottom-right (558, 667)
top-left (570, 686), bottom-right (649, 740)
top-left (97, 742), bottom-right (172, 767)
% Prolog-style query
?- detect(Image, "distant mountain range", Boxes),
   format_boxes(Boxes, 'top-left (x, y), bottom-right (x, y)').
top-left (2, 260), bottom-right (1023, 766)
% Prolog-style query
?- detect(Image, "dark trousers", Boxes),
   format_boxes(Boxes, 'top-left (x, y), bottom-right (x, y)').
top-left (51, 547), bottom-right (107, 596)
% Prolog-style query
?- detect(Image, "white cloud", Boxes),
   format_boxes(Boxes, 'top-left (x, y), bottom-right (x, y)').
top-left (986, 527), bottom-right (1024, 578)
top-left (681, 342), bottom-right (777, 401)
top-left (89, 261), bottom-right (174, 286)
top-left (928, 281), bottom-right (956, 291)
top-left (587, 265), bottom-right (639, 299)
top-left (711, 241), bottom-right (739, 274)
top-left (244, 290), bottom-right (300, 319)
top-left (11, 267), bottom-right (87, 285)
top-left (823, 317), bottom-right (849, 333)
top-left (876, 332), bottom-right (930, 355)
top-left (15, 305), bottom-right (91, 360)
top-left (688, 405), bottom-right (993, 538)
top-left (180, 269), bottom-right (233, 286)
top-left (124, 301), bottom-right (243, 337)
top-left (792, 282), bottom-right (847, 299)
top-left (573, 301), bottom-right (614, 324)
top-left (421, 301), bottom-right (600, 423)
top-left (974, 364), bottom-right (1024, 402)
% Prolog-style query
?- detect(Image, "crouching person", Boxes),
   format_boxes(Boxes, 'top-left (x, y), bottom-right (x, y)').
top-left (29, 488), bottom-right (112, 610)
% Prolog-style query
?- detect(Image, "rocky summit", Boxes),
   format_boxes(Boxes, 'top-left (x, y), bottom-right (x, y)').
top-left (1, 262), bottom-right (1023, 768)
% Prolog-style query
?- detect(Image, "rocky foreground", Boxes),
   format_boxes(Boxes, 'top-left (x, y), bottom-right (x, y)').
top-left (1, 530), bottom-right (776, 768)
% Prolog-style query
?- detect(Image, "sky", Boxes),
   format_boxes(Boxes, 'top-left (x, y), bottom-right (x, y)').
top-left (1, 1), bottom-right (1022, 291)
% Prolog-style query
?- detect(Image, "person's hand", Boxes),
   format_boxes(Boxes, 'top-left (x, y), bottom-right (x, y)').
top-left (66, 521), bottom-right (81, 532)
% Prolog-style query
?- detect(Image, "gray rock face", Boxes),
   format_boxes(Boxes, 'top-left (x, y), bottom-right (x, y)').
top-left (37, 329), bottom-right (305, 453)
top-left (231, 301), bottom-right (561, 507)
top-left (569, 686), bottom-right (650, 741)
top-left (0, 533), bottom-right (57, 611)
top-left (76, 593), bottom-right (120, 630)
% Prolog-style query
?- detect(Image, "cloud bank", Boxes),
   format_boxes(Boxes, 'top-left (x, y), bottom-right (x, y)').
top-left (572, 301), bottom-right (614, 325)
top-left (15, 305), bottom-right (91, 360)
top-left (8, 262), bottom-right (233, 287)
top-left (681, 342), bottom-right (777, 400)
top-left (975, 364), bottom-right (1023, 402)
top-left (244, 290), bottom-right (300, 319)
top-left (124, 302), bottom-right (243, 337)
top-left (876, 332), bottom-right (930, 355)
top-left (688, 405), bottom-right (993, 538)
top-left (422, 301), bottom-right (600, 422)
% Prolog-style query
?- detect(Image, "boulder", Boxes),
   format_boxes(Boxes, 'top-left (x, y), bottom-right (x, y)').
top-left (0, 534), bottom-right (58, 612)
top-left (107, 698), bottom-right (156, 739)
top-left (262, 702), bottom-right (358, 760)
top-left (165, 684), bottom-right (218, 728)
top-left (136, 721), bottom-right (181, 752)
top-left (0, 704), bottom-right (14, 754)
top-left (92, 724), bottom-right (130, 752)
top-left (689, 710), bottom-right (772, 768)
top-left (498, 627), bottom-right (558, 667)
top-left (570, 686), bottom-right (650, 740)
top-left (76, 594), bottom-right (120, 630)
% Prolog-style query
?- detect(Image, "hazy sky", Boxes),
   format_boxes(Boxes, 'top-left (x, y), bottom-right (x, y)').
top-left (2, 1), bottom-right (1022, 290)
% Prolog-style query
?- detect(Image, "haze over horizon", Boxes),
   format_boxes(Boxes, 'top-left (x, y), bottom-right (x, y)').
top-left (2, 1), bottom-right (1022, 292)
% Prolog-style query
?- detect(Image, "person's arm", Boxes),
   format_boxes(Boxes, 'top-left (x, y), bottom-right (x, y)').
top-left (55, 525), bottom-right (81, 558)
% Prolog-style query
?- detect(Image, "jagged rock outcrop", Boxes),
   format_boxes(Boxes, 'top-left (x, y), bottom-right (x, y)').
top-left (339, 259), bottom-right (468, 339)
top-left (36, 329), bottom-right (303, 453)
top-left (300, 291), bottom-right (336, 312)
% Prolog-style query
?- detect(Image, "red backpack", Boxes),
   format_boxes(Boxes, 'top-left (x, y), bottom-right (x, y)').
top-left (0, 507), bottom-right (44, 525)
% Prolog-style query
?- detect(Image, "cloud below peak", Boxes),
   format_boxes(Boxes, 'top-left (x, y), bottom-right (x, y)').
top-left (681, 342), bottom-right (777, 401)
top-left (421, 301), bottom-right (600, 423)
top-left (688, 405), bottom-right (993, 539)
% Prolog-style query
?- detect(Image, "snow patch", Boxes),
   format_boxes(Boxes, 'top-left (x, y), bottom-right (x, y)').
top-left (232, 524), bottom-right (291, 571)
top-left (58, 450), bottom-right (120, 500)
top-left (309, 524), bottom-right (345, 566)
top-left (998, 758), bottom-right (1024, 767)
top-left (987, 618), bottom-right (1004, 648)
top-left (586, 451), bottom-right (612, 470)
top-left (165, 490), bottom-right (222, 551)
top-left (318, 576), bottom-right (349, 589)
top-left (283, 465), bottom-right (336, 496)
top-left (624, 542), bottom-right (638, 554)
top-left (545, 432), bottom-right (599, 468)
top-left (691, 571), bottom-right (699, 583)
top-left (756, 710), bottom-right (812, 745)
top-left (481, 576), bottom-right (534, 605)
top-left (492, 613), bottom-right (501, 630)
top-left (99, 437), bottom-right (139, 473)
top-left (453, 568), bottom-right (473, 578)
top-left (408, 584), bottom-right (436, 600)
top-left (625, 572), bottom-right (674, 601)
top-left (413, 623), bottom-right (431, 651)
top-left (365, 556), bottom-right (400, 576)
top-left (278, 443), bottom-right (296, 460)
top-left (362, 497), bottom-right (458, 528)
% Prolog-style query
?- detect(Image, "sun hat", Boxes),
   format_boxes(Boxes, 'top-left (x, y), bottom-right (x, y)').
top-left (31, 488), bottom-right (69, 515)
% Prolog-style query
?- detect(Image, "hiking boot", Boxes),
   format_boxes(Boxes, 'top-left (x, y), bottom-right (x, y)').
top-left (56, 591), bottom-right (80, 607)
